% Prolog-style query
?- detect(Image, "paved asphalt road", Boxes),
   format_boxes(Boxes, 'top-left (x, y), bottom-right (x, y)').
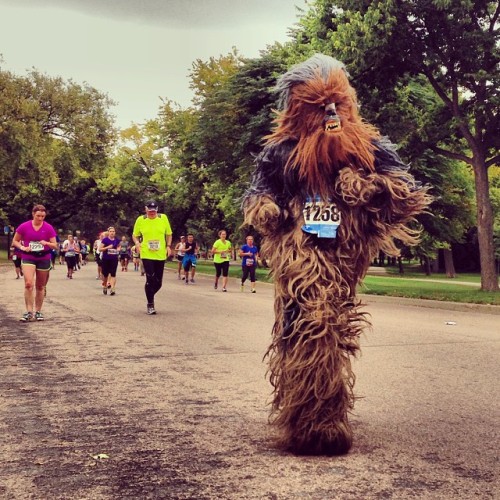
top-left (0, 263), bottom-right (498, 499)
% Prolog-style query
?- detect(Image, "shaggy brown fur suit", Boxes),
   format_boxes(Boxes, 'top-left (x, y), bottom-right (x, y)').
top-left (243, 54), bottom-right (431, 455)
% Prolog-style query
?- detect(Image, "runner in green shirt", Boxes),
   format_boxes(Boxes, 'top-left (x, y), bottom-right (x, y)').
top-left (212, 230), bottom-right (232, 292)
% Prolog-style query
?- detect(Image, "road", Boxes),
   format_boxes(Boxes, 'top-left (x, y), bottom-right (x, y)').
top-left (0, 262), bottom-right (498, 499)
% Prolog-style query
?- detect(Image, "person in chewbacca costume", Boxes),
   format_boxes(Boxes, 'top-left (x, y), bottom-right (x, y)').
top-left (243, 54), bottom-right (431, 455)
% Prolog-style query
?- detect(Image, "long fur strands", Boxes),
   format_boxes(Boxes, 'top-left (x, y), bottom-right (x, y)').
top-left (243, 54), bottom-right (432, 455)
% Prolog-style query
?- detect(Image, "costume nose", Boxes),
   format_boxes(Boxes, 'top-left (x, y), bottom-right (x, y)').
top-left (325, 103), bottom-right (336, 114)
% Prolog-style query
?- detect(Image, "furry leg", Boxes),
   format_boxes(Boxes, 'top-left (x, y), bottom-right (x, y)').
top-left (265, 232), bottom-right (367, 455)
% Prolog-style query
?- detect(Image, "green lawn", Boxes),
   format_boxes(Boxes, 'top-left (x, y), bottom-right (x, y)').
top-left (360, 275), bottom-right (499, 305)
top-left (384, 265), bottom-right (482, 283)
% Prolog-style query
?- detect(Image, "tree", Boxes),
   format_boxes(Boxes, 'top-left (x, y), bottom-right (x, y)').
top-left (184, 50), bottom-right (289, 237)
top-left (0, 66), bottom-right (115, 230)
top-left (292, 0), bottom-right (499, 290)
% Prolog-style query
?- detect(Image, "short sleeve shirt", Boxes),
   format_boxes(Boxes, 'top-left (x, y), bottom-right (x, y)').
top-left (16, 220), bottom-right (56, 261)
top-left (241, 244), bottom-right (259, 267)
top-left (212, 239), bottom-right (232, 263)
top-left (133, 214), bottom-right (172, 260)
top-left (101, 237), bottom-right (121, 261)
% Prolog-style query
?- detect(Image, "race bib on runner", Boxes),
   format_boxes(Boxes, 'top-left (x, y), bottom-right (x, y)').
top-left (246, 258), bottom-right (254, 266)
top-left (147, 240), bottom-right (160, 251)
top-left (108, 248), bottom-right (118, 255)
top-left (302, 197), bottom-right (341, 238)
top-left (220, 252), bottom-right (228, 259)
top-left (65, 251), bottom-right (75, 257)
top-left (29, 241), bottom-right (44, 252)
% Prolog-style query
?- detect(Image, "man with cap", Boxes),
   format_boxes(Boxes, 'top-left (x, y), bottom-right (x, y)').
top-left (132, 200), bottom-right (173, 315)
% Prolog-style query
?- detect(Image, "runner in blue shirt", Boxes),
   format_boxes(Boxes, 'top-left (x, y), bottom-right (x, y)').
top-left (239, 235), bottom-right (259, 293)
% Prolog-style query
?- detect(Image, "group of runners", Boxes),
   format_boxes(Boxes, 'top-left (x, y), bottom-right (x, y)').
top-left (11, 200), bottom-right (260, 320)
top-left (172, 230), bottom-right (259, 294)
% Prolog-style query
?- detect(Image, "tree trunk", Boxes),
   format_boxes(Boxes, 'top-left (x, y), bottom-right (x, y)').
top-left (378, 251), bottom-right (385, 266)
top-left (398, 256), bottom-right (404, 275)
top-left (473, 160), bottom-right (499, 291)
top-left (424, 256), bottom-right (431, 276)
top-left (443, 248), bottom-right (456, 278)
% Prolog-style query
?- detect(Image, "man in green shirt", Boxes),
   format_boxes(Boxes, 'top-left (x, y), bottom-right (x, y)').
top-left (132, 200), bottom-right (173, 315)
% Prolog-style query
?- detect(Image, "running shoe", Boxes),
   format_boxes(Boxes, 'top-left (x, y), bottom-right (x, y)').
top-left (20, 312), bottom-right (33, 322)
top-left (190, 279), bottom-right (195, 284)
top-left (147, 304), bottom-right (156, 315)
top-left (107, 283), bottom-right (111, 289)
top-left (103, 288), bottom-right (107, 295)
top-left (185, 280), bottom-right (189, 285)
top-left (110, 289), bottom-right (116, 296)
top-left (240, 284), bottom-right (244, 292)
top-left (214, 283), bottom-right (218, 290)
top-left (222, 288), bottom-right (227, 292)
top-left (177, 275), bottom-right (181, 280)
top-left (34, 311), bottom-right (44, 321)
top-left (251, 289), bottom-right (256, 293)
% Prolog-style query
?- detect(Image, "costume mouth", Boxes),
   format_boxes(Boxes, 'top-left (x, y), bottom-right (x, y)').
top-left (324, 117), bottom-right (341, 133)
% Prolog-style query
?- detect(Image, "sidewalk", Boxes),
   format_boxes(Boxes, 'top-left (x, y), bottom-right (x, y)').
top-left (367, 266), bottom-right (483, 286)
top-left (360, 293), bottom-right (500, 315)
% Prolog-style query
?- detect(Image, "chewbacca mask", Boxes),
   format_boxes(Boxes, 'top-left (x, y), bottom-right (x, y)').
top-left (243, 54), bottom-right (431, 455)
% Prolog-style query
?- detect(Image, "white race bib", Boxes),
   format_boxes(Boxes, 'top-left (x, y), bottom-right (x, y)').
top-left (147, 240), bottom-right (160, 251)
top-left (107, 248), bottom-right (118, 255)
top-left (29, 241), bottom-right (44, 252)
top-left (302, 198), bottom-right (341, 239)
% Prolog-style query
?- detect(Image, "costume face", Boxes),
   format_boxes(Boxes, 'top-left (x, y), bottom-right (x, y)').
top-left (269, 66), bottom-right (379, 198)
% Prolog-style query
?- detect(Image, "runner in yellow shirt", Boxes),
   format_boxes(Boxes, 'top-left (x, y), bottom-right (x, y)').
top-left (132, 200), bottom-right (173, 315)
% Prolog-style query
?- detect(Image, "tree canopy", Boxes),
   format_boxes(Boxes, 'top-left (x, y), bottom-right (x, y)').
top-left (0, 66), bottom-right (115, 231)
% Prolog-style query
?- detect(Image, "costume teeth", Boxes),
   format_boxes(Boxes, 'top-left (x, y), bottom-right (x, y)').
top-left (325, 120), bottom-right (341, 132)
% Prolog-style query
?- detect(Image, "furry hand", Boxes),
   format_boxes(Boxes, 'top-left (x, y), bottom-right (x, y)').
top-left (244, 194), bottom-right (284, 234)
top-left (335, 168), bottom-right (386, 206)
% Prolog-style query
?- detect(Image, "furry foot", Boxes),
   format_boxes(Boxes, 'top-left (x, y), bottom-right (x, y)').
top-left (285, 421), bottom-right (353, 456)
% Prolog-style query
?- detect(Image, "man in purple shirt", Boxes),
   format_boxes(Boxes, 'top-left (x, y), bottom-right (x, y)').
top-left (12, 204), bottom-right (58, 321)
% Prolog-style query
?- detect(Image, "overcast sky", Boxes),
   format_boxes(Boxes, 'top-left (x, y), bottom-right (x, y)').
top-left (0, 0), bottom-right (308, 129)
